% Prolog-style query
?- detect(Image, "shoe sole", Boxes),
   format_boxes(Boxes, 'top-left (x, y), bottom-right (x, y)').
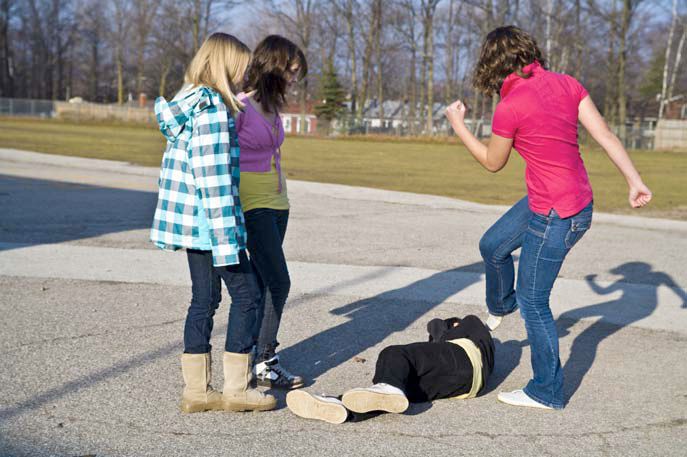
top-left (286, 390), bottom-right (348, 424)
top-left (341, 390), bottom-right (409, 414)
top-left (496, 394), bottom-right (553, 410)
top-left (222, 400), bottom-right (277, 412)
top-left (180, 400), bottom-right (224, 414)
top-left (257, 378), bottom-right (305, 390)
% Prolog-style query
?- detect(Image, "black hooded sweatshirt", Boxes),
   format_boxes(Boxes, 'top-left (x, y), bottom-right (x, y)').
top-left (426, 314), bottom-right (495, 395)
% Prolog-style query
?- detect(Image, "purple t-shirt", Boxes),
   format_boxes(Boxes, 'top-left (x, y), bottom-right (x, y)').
top-left (235, 93), bottom-right (285, 173)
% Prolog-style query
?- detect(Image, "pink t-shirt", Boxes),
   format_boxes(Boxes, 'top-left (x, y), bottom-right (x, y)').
top-left (492, 61), bottom-right (593, 218)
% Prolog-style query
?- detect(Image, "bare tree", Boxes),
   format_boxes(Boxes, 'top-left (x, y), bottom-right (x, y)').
top-left (355, 0), bottom-right (380, 124)
top-left (573, 0), bottom-right (584, 78)
top-left (189, 0), bottom-right (209, 52)
top-left (0, 0), bottom-right (14, 96)
top-left (420, 0), bottom-right (441, 134)
top-left (0, 0), bottom-right (683, 140)
top-left (617, 0), bottom-right (643, 141)
top-left (132, 0), bottom-right (160, 96)
top-left (336, 0), bottom-right (359, 117)
top-left (80, 1), bottom-right (105, 101)
top-left (600, 0), bottom-right (619, 125)
top-left (659, 0), bottom-right (686, 119)
top-left (151, 0), bottom-right (191, 99)
top-left (375, 0), bottom-right (384, 121)
top-left (443, 0), bottom-right (456, 104)
top-left (111, 0), bottom-right (132, 104)
top-left (269, 0), bottom-right (315, 127)
top-left (393, 0), bottom-right (420, 133)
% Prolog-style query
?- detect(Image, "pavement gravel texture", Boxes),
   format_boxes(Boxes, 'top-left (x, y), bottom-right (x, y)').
top-left (1, 150), bottom-right (686, 457)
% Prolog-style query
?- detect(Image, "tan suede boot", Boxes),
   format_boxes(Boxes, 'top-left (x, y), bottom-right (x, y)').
top-left (222, 352), bottom-right (277, 412)
top-left (180, 353), bottom-right (224, 413)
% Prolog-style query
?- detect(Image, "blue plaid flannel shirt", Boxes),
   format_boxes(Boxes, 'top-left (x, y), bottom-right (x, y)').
top-left (150, 86), bottom-right (246, 266)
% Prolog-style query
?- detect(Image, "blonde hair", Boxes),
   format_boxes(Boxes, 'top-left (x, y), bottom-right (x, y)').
top-left (184, 33), bottom-right (251, 114)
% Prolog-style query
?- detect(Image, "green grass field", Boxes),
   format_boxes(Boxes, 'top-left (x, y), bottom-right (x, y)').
top-left (1, 117), bottom-right (685, 219)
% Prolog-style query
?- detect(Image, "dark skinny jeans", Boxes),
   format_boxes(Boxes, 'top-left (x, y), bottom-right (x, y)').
top-left (244, 208), bottom-right (291, 361)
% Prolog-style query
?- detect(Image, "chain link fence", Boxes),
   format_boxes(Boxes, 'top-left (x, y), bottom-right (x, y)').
top-left (1, 97), bottom-right (683, 149)
top-left (0, 97), bottom-right (155, 124)
top-left (336, 115), bottom-right (492, 138)
top-left (0, 98), bottom-right (55, 117)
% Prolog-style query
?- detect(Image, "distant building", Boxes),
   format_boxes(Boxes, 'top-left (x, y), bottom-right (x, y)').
top-left (656, 95), bottom-right (687, 149)
top-left (280, 101), bottom-right (318, 135)
top-left (664, 95), bottom-right (687, 120)
top-left (337, 98), bottom-right (491, 136)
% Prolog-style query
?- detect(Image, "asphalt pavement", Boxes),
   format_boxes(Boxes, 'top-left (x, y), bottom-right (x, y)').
top-left (1, 149), bottom-right (685, 457)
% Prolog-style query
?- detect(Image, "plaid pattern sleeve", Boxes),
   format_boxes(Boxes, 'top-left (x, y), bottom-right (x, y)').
top-left (156, 90), bottom-right (202, 139)
top-left (187, 101), bottom-right (247, 267)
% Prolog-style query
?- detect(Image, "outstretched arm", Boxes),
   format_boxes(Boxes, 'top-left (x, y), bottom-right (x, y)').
top-left (662, 275), bottom-right (687, 308)
top-left (445, 100), bottom-right (513, 172)
top-left (675, 288), bottom-right (687, 309)
top-left (578, 96), bottom-right (652, 208)
top-left (585, 274), bottom-right (622, 295)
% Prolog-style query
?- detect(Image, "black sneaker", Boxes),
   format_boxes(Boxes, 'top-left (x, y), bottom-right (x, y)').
top-left (254, 355), bottom-right (305, 389)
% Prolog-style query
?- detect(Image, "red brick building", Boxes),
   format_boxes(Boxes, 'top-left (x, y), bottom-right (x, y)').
top-left (665, 95), bottom-right (687, 120)
top-left (280, 101), bottom-right (318, 135)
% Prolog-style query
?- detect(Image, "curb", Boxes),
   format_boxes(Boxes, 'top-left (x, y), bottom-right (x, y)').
top-left (3, 148), bottom-right (685, 232)
top-left (0, 148), bottom-right (159, 177)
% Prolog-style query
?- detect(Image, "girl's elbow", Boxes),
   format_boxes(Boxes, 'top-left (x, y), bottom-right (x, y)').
top-left (485, 162), bottom-right (503, 173)
top-left (485, 157), bottom-right (508, 172)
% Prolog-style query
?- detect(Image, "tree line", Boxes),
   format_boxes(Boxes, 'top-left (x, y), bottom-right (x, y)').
top-left (1, 0), bottom-right (685, 133)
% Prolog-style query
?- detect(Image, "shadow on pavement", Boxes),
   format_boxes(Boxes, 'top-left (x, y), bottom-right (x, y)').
top-left (279, 262), bottom-right (485, 383)
top-left (0, 174), bottom-right (156, 248)
top-left (483, 338), bottom-right (526, 394)
top-left (558, 262), bottom-right (687, 402)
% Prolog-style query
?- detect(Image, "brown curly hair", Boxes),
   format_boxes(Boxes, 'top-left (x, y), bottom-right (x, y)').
top-left (473, 26), bottom-right (547, 96)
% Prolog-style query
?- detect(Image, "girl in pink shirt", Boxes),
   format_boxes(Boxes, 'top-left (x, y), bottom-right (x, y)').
top-left (445, 26), bottom-right (652, 410)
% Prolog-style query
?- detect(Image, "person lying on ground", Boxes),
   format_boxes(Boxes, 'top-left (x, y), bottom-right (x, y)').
top-left (286, 314), bottom-right (494, 424)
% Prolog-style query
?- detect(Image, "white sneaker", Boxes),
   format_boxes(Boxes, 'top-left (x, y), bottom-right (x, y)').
top-left (486, 313), bottom-right (503, 331)
top-left (286, 390), bottom-right (348, 424)
top-left (497, 389), bottom-right (553, 410)
top-left (341, 383), bottom-right (409, 414)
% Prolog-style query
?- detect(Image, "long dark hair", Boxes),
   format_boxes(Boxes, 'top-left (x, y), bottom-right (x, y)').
top-left (473, 26), bottom-right (547, 95)
top-left (244, 35), bottom-right (307, 113)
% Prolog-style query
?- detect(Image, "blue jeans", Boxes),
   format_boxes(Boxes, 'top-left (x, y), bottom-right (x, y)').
top-left (184, 249), bottom-right (260, 354)
top-left (479, 197), bottom-right (593, 408)
top-left (244, 208), bottom-right (291, 362)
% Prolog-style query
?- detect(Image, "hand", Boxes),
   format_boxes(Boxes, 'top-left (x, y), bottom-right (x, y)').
top-left (628, 181), bottom-right (652, 208)
top-left (445, 99), bottom-right (467, 126)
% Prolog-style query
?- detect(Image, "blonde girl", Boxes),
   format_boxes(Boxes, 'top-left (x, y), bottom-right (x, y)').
top-left (151, 33), bottom-right (275, 413)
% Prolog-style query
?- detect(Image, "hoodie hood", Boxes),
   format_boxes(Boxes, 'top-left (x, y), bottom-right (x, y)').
top-left (154, 86), bottom-right (218, 141)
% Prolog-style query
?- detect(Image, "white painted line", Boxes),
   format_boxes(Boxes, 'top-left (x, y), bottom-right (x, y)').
top-left (1, 242), bottom-right (684, 334)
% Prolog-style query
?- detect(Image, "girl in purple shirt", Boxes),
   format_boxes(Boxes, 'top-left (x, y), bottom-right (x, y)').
top-left (236, 35), bottom-right (308, 390)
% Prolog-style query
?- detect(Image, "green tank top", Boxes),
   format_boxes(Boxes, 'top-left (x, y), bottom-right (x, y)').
top-left (239, 163), bottom-right (289, 213)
